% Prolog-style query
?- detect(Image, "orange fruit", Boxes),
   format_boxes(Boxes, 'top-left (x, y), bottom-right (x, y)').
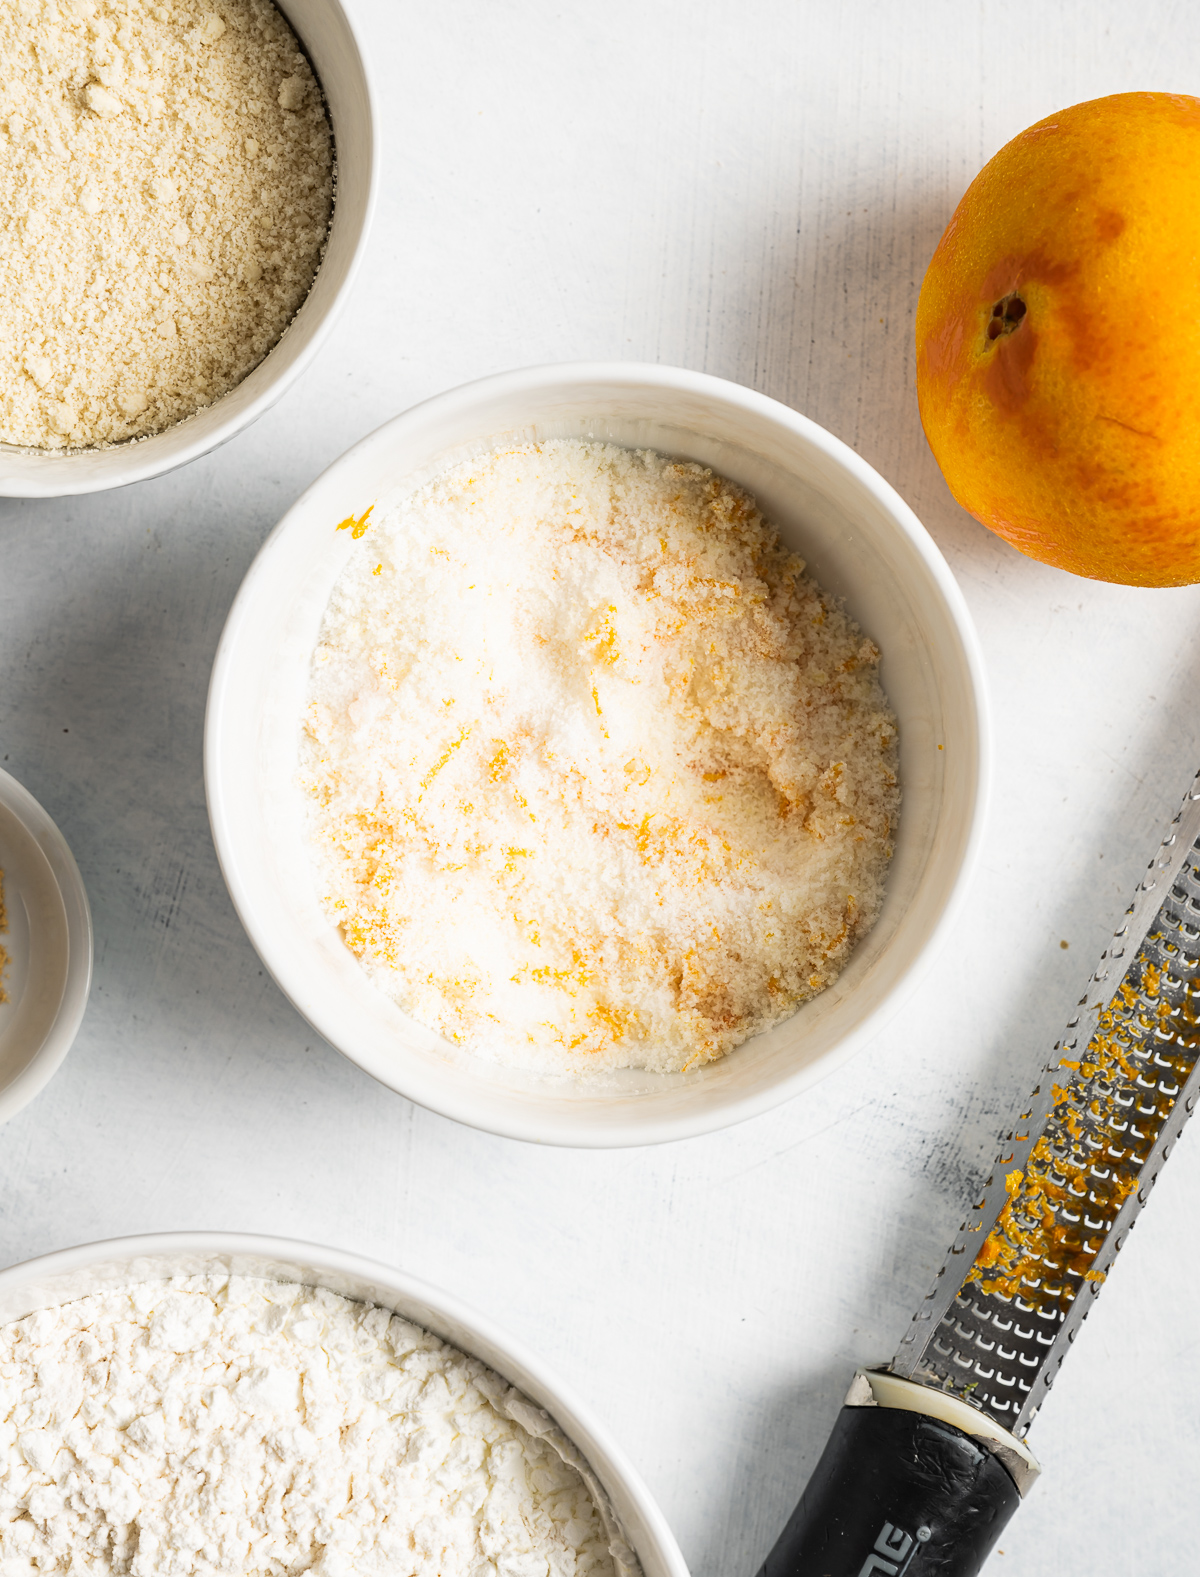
top-left (915, 92), bottom-right (1200, 587)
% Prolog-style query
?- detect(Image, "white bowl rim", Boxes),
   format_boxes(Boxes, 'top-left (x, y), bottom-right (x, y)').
top-left (0, 0), bottom-right (380, 499)
top-left (0, 766), bottom-right (94, 1123)
top-left (0, 1229), bottom-right (690, 1577)
top-left (205, 360), bottom-right (991, 1147)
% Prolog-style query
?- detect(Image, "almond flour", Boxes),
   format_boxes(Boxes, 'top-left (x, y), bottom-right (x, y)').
top-left (0, 0), bottom-right (333, 449)
top-left (302, 441), bottom-right (900, 1076)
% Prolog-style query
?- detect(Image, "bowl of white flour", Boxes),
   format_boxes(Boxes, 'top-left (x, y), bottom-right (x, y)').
top-left (205, 362), bottom-right (989, 1145)
top-left (0, 1231), bottom-right (684, 1577)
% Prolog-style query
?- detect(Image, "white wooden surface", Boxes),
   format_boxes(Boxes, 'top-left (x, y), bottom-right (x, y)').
top-left (3, 2), bottom-right (1199, 1572)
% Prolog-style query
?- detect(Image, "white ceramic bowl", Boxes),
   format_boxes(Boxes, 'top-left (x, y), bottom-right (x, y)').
top-left (0, 767), bottom-right (93, 1121)
top-left (0, 0), bottom-right (378, 498)
top-left (0, 1231), bottom-right (687, 1577)
top-left (206, 362), bottom-right (989, 1147)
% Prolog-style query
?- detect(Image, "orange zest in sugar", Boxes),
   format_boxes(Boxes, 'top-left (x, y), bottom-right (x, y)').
top-left (335, 504), bottom-right (374, 539)
top-left (302, 441), bottom-right (898, 1074)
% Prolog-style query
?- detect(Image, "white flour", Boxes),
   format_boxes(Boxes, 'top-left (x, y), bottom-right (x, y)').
top-left (303, 441), bottom-right (899, 1075)
top-left (0, 1276), bottom-right (632, 1577)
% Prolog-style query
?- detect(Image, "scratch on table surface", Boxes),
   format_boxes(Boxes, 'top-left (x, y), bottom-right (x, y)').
top-left (1095, 746), bottom-right (1143, 787)
top-left (719, 1101), bottom-right (873, 1186)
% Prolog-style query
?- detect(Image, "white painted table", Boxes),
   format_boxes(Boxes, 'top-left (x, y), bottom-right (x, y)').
top-left (3, 3), bottom-right (1198, 1571)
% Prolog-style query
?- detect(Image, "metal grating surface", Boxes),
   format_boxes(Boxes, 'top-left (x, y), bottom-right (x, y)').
top-left (892, 774), bottom-right (1200, 1437)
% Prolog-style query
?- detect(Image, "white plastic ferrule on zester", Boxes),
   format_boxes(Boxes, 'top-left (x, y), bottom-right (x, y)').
top-left (844, 1369), bottom-right (1042, 1497)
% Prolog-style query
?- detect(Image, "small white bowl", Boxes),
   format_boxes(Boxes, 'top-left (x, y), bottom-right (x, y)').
top-left (0, 768), bottom-right (93, 1120)
top-left (0, 0), bottom-right (378, 498)
top-left (0, 1231), bottom-right (687, 1577)
top-left (206, 363), bottom-right (989, 1147)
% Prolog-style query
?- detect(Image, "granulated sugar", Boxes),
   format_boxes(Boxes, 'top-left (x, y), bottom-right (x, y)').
top-left (0, 1275), bottom-right (630, 1577)
top-left (302, 441), bottom-right (899, 1075)
top-left (0, 0), bottom-right (333, 448)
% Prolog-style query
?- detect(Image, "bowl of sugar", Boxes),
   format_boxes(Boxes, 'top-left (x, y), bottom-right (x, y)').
top-left (205, 362), bottom-right (989, 1146)
top-left (0, 0), bottom-right (377, 497)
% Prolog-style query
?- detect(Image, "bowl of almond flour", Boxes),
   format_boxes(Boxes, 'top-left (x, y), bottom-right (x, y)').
top-left (206, 363), bottom-right (989, 1146)
top-left (0, 0), bottom-right (377, 497)
top-left (0, 1231), bottom-right (685, 1577)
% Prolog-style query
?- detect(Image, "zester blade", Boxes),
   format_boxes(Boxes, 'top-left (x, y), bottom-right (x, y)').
top-left (890, 769), bottom-right (1200, 1438)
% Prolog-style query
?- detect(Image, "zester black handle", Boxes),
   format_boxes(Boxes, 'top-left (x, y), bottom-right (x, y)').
top-left (755, 1405), bottom-right (1021, 1577)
